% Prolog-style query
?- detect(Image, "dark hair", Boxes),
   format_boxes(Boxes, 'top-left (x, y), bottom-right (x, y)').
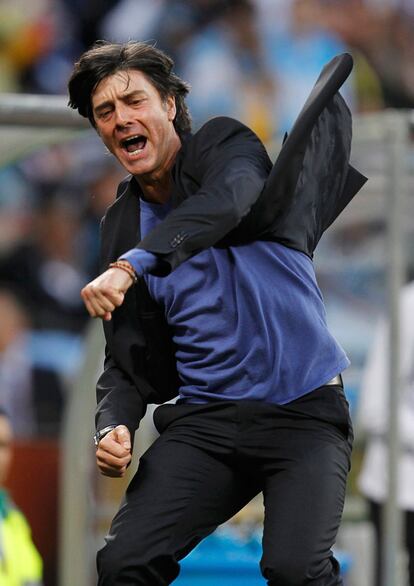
top-left (68, 41), bottom-right (192, 138)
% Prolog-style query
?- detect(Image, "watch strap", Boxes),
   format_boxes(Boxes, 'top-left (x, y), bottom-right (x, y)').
top-left (94, 425), bottom-right (117, 447)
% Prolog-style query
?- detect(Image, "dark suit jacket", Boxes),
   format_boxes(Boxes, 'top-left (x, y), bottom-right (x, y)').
top-left (95, 53), bottom-right (367, 438)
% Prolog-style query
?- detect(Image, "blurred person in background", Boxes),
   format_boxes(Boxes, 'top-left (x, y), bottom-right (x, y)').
top-left (61, 0), bottom-right (120, 54)
top-left (293, 0), bottom-right (414, 108)
top-left (358, 280), bottom-right (414, 586)
top-left (0, 0), bottom-right (81, 95)
top-left (0, 0), bottom-right (56, 92)
top-left (254, 0), bottom-right (353, 135)
top-left (0, 407), bottom-right (43, 585)
top-left (69, 40), bottom-right (365, 585)
top-left (159, 0), bottom-right (275, 141)
top-left (0, 195), bottom-right (88, 333)
top-left (0, 289), bottom-right (64, 437)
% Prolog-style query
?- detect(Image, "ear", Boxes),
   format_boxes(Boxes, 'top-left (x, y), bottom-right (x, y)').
top-left (166, 95), bottom-right (176, 122)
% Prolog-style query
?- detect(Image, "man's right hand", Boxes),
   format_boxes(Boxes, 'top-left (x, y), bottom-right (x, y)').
top-left (96, 425), bottom-right (132, 477)
top-left (81, 266), bottom-right (134, 321)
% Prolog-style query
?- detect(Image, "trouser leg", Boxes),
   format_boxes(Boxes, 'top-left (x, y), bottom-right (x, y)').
top-left (97, 403), bottom-right (260, 585)
top-left (256, 389), bottom-right (353, 585)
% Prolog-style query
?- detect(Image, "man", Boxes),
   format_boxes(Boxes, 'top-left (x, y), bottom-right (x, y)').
top-left (69, 41), bottom-right (364, 585)
top-left (0, 289), bottom-right (65, 437)
top-left (0, 407), bottom-right (43, 585)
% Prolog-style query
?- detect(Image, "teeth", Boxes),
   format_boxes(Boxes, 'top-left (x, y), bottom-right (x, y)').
top-left (123, 135), bottom-right (142, 143)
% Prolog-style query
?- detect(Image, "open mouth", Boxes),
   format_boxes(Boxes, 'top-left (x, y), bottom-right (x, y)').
top-left (121, 135), bottom-right (147, 155)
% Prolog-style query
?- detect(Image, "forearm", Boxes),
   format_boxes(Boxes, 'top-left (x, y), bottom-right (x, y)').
top-left (96, 349), bottom-right (147, 438)
top-left (136, 163), bottom-right (269, 275)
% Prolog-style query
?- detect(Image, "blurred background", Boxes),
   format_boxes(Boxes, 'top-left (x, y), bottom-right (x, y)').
top-left (0, 0), bottom-right (413, 585)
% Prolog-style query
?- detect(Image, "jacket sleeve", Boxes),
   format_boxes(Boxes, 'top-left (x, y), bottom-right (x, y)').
top-left (253, 92), bottom-right (367, 256)
top-left (95, 345), bottom-right (147, 439)
top-left (135, 117), bottom-right (272, 275)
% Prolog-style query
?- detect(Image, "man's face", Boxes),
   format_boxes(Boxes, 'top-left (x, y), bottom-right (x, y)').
top-left (91, 69), bottom-right (180, 181)
top-left (0, 416), bottom-right (12, 487)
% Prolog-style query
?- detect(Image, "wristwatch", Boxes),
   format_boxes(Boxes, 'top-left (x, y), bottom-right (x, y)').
top-left (93, 425), bottom-right (117, 447)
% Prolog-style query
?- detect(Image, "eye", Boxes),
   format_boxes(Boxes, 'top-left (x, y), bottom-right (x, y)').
top-left (98, 109), bottom-right (112, 120)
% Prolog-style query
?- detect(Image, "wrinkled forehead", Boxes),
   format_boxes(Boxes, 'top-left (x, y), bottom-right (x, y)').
top-left (92, 68), bottom-right (159, 102)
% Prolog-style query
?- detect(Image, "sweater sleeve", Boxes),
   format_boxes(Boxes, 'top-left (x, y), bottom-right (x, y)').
top-left (119, 249), bottom-right (160, 276)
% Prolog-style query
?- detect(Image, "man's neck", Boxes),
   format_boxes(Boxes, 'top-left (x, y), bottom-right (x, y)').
top-left (137, 175), bottom-right (172, 204)
top-left (135, 134), bottom-right (181, 204)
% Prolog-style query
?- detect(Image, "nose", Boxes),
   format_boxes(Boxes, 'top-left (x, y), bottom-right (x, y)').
top-left (114, 104), bottom-right (133, 129)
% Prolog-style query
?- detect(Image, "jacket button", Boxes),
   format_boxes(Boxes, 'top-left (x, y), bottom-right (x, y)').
top-left (170, 231), bottom-right (188, 248)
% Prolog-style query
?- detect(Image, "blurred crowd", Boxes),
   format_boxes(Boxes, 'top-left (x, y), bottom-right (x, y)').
top-left (1, 0), bottom-right (414, 125)
top-left (0, 0), bottom-right (413, 440)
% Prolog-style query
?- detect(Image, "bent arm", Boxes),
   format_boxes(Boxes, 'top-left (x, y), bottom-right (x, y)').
top-left (128, 118), bottom-right (272, 275)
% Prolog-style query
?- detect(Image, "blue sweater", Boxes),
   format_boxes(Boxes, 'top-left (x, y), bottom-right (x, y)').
top-left (122, 199), bottom-right (349, 405)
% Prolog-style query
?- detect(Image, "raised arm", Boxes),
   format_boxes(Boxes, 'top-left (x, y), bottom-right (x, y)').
top-left (133, 117), bottom-right (272, 275)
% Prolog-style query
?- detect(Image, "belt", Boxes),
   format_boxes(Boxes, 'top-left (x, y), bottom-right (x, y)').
top-left (325, 374), bottom-right (343, 387)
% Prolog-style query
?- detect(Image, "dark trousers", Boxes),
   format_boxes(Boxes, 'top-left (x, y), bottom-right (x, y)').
top-left (369, 500), bottom-right (414, 586)
top-left (97, 384), bottom-right (353, 585)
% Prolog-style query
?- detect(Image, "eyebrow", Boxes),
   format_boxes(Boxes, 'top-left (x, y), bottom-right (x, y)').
top-left (93, 90), bottom-right (148, 116)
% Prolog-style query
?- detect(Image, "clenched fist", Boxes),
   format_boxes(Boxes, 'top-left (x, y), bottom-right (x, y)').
top-left (81, 265), bottom-right (134, 321)
top-left (96, 425), bottom-right (132, 477)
